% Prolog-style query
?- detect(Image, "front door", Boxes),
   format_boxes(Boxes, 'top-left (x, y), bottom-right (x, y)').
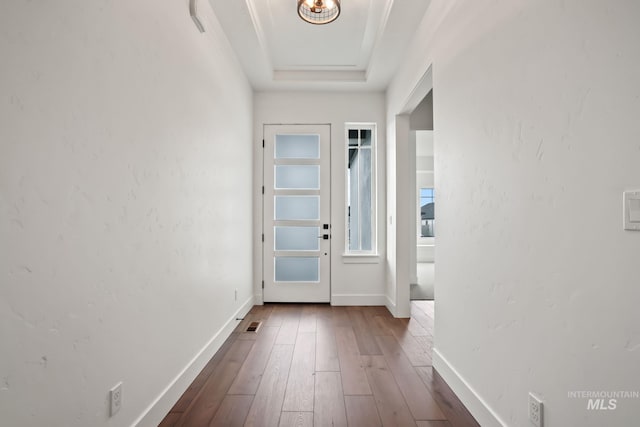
top-left (263, 124), bottom-right (331, 302)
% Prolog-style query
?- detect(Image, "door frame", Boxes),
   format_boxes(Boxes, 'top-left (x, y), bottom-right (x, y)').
top-left (261, 123), bottom-right (332, 303)
top-left (392, 66), bottom-right (433, 317)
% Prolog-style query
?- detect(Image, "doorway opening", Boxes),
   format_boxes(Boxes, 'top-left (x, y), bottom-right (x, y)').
top-left (391, 66), bottom-right (433, 318)
top-left (409, 91), bottom-right (434, 301)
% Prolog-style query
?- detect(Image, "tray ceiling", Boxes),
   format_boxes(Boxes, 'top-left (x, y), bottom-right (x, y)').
top-left (207, 0), bottom-right (432, 90)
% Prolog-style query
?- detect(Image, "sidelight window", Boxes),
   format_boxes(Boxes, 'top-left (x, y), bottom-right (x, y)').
top-left (345, 124), bottom-right (376, 253)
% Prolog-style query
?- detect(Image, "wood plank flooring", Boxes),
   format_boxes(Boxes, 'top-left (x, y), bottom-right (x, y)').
top-left (159, 301), bottom-right (479, 427)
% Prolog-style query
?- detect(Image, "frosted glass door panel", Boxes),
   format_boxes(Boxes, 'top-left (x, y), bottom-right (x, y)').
top-left (275, 134), bottom-right (320, 159)
top-left (275, 196), bottom-right (320, 220)
top-left (275, 227), bottom-right (320, 251)
top-left (275, 257), bottom-right (319, 282)
top-left (275, 165), bottom-right (320, 189)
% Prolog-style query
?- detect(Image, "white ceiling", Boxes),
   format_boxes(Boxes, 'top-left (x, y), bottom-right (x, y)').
top-left (207, 0), bottom-right (432, 91)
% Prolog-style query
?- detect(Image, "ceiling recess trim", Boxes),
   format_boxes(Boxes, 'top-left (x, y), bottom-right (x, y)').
top-left (244, 0), bottom-right (395, 84)
top-left (274, 70), bottom-right (367, 82)
top-left (244, 0), bottom-right (274, 72)
top-left (365, 0), bottom-right (395, 81)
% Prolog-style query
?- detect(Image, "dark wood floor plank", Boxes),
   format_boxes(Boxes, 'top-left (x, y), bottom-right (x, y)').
top-left (410, 304), bottom-right (435, 336)
top-left (171, 334), bottom-right (237, 413)
top-left (275, 308), bottom-right (300, 345)
top-left (158, 412), bottom-right (182, 427)
top-left (415, 367), bottom-right (480, 427)
top-left (416, 421), bottom-right (453, 427)
top-left (297, 304), bottom-right (318, 333)
top-left (376, 335), bottom-right (445, 420)
top-left (244, 344), bottom-right (295, 427)
top-left (278, 412), bottom-right (313, 427)
top-left (314, 371), bottom-right (348, 427)
top-left (372, 315), bottom-right (395, 336)
top-left (250, 305), bottom-right (275, 321)
top-left (265, 304), bottom-right (288, 327)
top-left (362, 355), bottom-right (417, 427)
top-left (164, 302), bottom-right (480, 427)
top-left (335, 326), bottom-right (371, 395)
top-left (282, 332), bottom-right (316, 412)
top-left (415, 335), bottom-right (434, 353)
top-left (377, 305), bottom-right (394, 318)
top-left (208, 395), bottom-right (253, 427)
top-left (419, 300), bottom-right (435, 319)
top-left (348, 308), bottom-right (383, 355)
top-left (315, 319), bottom-right (339, 372)
top-left (331, 305), bottom-right (352, 326)
top-left (369, 305), bottom-right (394, 318)
top-left (176, 339), bottom-right (254, 427)
top-left (361, 306), bottom-right (394, 336)
top-left (406, 317), bottom-right (431, 337)
top-left (238, 306), bottom-right (275, 341)
top-left (227, 326), bottom-right (279, 395)
top-left (234, 313), bottom-right (255, 334)
top-left (315, 303), bottom-right (333, 319)
top-left (380, 317), bottom-right (432, 366)
top-left (345, 395), bottom-right (383, 427)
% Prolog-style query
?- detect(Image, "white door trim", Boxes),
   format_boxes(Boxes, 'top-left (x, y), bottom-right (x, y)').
top-left (393, 66), bottom-right (433, 317)
top-left (262, 124), bottom-right (331, 302)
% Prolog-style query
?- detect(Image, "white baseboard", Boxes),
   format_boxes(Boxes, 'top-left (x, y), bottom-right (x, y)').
top-left (132, 296), bottom-right (254, 427)
top-left (385, 294), bottom-right (397, 316)
top-left (254, 293), bottom-right (263, 305)
top-left (433, 348), bottom-right (507, 427)
top-left (331, 293), bottom-right (388, 306)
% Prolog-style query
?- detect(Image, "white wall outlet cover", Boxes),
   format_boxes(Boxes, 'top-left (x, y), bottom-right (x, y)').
top-left (623, 190), bottom-right (640, 230)
top-left (528, 393), bottom-right (543, 427)
top-left (110, 382), bottom-right (122, 417)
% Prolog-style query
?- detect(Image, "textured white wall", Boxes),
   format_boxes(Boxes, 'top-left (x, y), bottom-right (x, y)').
top-left (0, 1), bottom-right (253, 426)
top-left (253, 92), bottom-right (387, 305)
top-left (388, 0), bottom-right (640, 425)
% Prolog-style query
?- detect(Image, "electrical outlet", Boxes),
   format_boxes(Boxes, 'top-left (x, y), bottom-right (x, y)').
top-left (529, 393), bottom-right (543, 427)
top-left (110, 382), bottom-right (122, 417)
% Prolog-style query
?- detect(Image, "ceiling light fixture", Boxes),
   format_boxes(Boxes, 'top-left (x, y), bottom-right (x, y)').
top-left (297, 0), bottom-right (341, 25)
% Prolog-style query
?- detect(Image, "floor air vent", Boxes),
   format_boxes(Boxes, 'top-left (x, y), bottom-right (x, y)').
top-left (245, 321), bottom-right (262, 333)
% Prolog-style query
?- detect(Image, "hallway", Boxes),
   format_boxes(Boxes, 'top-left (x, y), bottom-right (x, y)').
top-left (159, 302), bottom-right (478, 427)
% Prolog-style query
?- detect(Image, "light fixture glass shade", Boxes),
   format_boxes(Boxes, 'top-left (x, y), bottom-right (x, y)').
top-left (298, 0), bottom-right (341, 25)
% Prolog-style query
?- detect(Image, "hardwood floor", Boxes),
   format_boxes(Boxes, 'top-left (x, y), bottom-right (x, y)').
top-left (159, 302), bottom-right (479, 427)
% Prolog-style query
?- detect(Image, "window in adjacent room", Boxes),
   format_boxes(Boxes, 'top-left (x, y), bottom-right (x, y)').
top-left (346, 124), bottom-right (376, 253)
top-left (420, 187), bottom-right (435, 237)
